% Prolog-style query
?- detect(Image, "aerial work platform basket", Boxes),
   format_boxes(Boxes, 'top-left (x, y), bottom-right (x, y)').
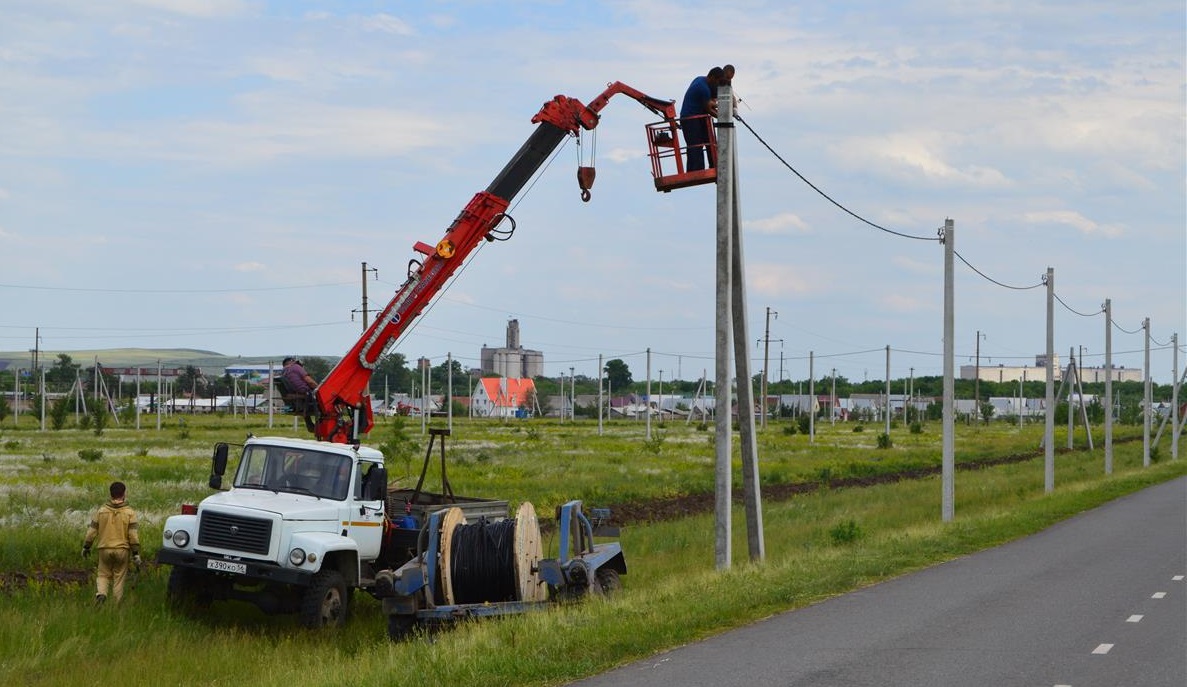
top-left (646, 115), bottom-right (718, 192)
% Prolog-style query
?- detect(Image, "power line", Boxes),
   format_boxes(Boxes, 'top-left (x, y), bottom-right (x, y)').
top-left (1058, 293), bottom-right (1101, 320)
top-left (0, 281), bottom-right (352, 294)
top-left (953, 250), bottom-right (1044, 291)
top-left (1110, 319), bottom-right (1144, 335)
top-left (735, 114), bottom-right (937, 242)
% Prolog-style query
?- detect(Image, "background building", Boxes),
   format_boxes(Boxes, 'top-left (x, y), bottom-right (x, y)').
top-left (480, 319), bottom-right (543, 379)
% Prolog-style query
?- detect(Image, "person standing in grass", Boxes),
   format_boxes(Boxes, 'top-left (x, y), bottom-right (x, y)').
top-left (82, 481), bottom-right (141, 604)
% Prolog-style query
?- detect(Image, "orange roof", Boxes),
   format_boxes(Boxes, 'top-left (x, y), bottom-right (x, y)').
top-left (478, 377), bottom-right (536, 407)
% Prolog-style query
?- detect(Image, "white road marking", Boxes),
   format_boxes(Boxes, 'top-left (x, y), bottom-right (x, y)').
top-left (1126, 615), bottom-right (1144, 623)
top-left (1152, 592), bottom-right (1167, 599)
top-left (1092, 644), bottom-right (1114, 655)
top-left (1172, 575), bottom-right (1184, 581)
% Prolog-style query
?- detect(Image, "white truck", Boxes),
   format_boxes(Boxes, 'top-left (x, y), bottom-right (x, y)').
top-left (156, 434), bottom-right (506, 627)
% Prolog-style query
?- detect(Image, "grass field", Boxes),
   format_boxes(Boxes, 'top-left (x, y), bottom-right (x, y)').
top-left (0, 412), bottom-right (1182, 686)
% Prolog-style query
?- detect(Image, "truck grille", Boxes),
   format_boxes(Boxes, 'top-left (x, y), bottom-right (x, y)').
top-left (198, 511), bottom-right (272, 555)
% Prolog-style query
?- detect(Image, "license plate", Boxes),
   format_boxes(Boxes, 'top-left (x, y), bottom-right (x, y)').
top-left (207, 559), bottom-right (247, 575)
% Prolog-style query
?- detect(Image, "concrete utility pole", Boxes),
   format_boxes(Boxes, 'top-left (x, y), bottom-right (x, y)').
top-left (597, 354), bottom-right (604, 436)
top-left (447, 352), bottom-right (453, 433)
top-left (713, 101), bottom-right (734, 570)
top-left (1173, 333), bottom-right (1180, 461)
top-left (1104, 298), bottom-right (1113, 474)
top-left (1044, 267), bottom-right (1055, 493)
top-left (831, 368), bottom-right (837, 425)
top-left (761, 307), bottom-right (777, 429)
top-left (645, 351), bottom-right (652, 440)
top-left (884, 345), bottom-right (891, 438)
top-left (359, 262), bottom-right (378, 330)
top-left (714, 82), bottom-right (763, 567)
top-left (941, 219), bottom-right (955, 521)
top-left (808, 351), bottom-right (815, 443)
top-left (570, 365), bottom-right (576, 423)
top-left (1143, 317), bottom-right (1151, 467)
top-left (974, 330), bottom-right (986, 414)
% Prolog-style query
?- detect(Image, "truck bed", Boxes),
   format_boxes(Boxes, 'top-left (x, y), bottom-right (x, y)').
top-left (385, 488), bottom-right (509, 524)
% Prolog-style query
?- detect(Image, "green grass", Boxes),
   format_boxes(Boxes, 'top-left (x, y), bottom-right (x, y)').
top-left (0, 414), bottom-right (1181, 686)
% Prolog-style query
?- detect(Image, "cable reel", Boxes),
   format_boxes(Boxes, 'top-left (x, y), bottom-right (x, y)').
top-left (435, 502), bottom-right (545, 606)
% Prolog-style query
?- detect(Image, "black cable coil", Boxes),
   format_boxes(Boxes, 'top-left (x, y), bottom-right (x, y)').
top-left (449, 517), bottom-right (518, 604)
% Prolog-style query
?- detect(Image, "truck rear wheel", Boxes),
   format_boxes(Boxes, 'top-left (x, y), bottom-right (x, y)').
top-left (300, 569), bottom-right (349, 628)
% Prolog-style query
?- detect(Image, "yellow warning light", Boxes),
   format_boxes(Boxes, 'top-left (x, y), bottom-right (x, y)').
top-left (436, 240), bottom-right (456, 259)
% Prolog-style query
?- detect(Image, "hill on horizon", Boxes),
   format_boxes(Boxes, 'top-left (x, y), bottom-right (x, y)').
top-left (0, 348), bottom-right (332, 372)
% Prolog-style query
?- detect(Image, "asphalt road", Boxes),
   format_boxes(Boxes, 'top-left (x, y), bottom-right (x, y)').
top-left (569, 477), bottom-right (1186, 687)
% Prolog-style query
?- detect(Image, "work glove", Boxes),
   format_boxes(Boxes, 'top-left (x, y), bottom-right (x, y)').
top-left (82, 547), bottom-right (90, 558)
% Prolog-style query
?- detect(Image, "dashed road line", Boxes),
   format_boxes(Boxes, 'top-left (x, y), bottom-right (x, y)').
top-left (1172, 575), bottom-right (1184, 582)
top-left (1151, 592), bottom-right (1167, 599)
top-left (1092, 644), bottom-right (1114, 655)
top-left (1126, 614), bottom-right (1143, 623)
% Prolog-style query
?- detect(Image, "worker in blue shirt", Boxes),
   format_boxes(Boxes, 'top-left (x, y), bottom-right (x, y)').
top-left (680, 66), bottom-right (725, 171)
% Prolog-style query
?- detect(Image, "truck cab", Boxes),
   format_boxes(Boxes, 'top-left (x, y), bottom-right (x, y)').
top-left (157, 436), bottom-right (389, 627)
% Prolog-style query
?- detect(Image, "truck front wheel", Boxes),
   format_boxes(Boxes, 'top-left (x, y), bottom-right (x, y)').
top-left (166, 567), bottom-right (213, 611)
top-left (300, 569), bottom-right (349, 628)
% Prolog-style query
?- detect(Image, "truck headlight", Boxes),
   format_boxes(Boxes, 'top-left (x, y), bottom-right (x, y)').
top-left (288, 548), bottom-right (307, 566)
top-left (172, 530), bottom-right (190, 548)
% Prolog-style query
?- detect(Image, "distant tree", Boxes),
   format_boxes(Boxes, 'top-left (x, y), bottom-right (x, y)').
top-left (301, 356), bottom-right (331, 381)
top-left (604, 359), bottom-right (632, 392)
top-left (46, 354), bottom-right (80, 390)
top-left (370, 353), bottom-right (411, 397)
top-left (979, 401), bottom-right (995, 425)
top-left (432, 358), bottom-right (467, 400)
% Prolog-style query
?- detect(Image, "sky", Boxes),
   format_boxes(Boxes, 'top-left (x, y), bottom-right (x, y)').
top-left (1, 0), bottom-right (1184, 386)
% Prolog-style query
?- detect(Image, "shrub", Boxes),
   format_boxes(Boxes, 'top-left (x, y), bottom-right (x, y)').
top-left (829, 519), bottom-right (862, 545)
top-left (782, 423), bottom-right (797, 436)
top-left (79, 448), bottom-right (104, 462)
top-left (877, 432), bottom-right (893, 449)
top-left (796, 414), bottom-right (811, 435)
top-left (909, 421), bottom-right (923, 435)
top-left (50, 397), bottom-right (71, 431)
top-left (852, 425), bottom-right (865, 433)
top-left (642, 432), bottom-right (665, 455)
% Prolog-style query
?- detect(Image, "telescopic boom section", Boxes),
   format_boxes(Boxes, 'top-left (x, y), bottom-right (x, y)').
top-left (312, 82), bottom-right (681, 443)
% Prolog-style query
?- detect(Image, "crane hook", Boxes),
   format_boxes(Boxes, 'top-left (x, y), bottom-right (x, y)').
top-left (577, 166), bottom-right (596, 203)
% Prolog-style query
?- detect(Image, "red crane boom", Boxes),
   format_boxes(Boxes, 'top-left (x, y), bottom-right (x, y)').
top-left (309, 81), bottom-right (715, 443)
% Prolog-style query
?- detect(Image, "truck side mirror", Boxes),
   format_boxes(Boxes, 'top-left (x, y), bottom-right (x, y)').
top-left (209, 442), bottom-right (229, 490)
top-left (365, 466), bottom-right (387, 501)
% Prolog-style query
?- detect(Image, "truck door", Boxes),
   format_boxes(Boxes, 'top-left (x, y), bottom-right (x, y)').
top-left (344, 459), bottom-right (384, 560)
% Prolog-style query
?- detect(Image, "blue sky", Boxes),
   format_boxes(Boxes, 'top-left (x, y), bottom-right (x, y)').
top-left (1, 0), bottom-right (1183, 385)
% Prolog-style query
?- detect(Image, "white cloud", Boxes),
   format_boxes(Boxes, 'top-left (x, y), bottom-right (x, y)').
top-left (833, 133), bottom-right (1012, 188)
top-left (128, 0), bottom-right (250, 18)
top-left (362, 13), bottom-right (414, 35)
top-left (1021, 210), bottom-right (1125, 238)
top-left (747, 263), bottom-right (823, 298)
top-left (748, 212), bottom-right (810, 235)
top-left (233, 261), bottom-right (267, 272)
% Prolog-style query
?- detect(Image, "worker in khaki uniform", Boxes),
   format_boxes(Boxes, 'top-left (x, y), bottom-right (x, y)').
top-left (82, 481), bottom-right (141, 604)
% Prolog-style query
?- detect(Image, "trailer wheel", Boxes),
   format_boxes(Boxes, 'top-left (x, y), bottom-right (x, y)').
top-left (387, 614), bottom-right (416, 641)
top-left (300, 569), bottom-right (349, 628)
top-left (595, 568), bottom-right (621, 596)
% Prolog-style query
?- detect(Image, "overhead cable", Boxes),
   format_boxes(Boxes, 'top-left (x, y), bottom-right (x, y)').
top-left (953, 250), bottom-right (1044, 291)
top-left (734, 114), bottom-right (936, 242)
top-left (1053, 292), bottom-right (1105, 318)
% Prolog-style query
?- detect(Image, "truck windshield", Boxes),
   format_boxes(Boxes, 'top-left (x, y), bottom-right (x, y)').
top-left (235, 446), bottom-right (353, 500)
